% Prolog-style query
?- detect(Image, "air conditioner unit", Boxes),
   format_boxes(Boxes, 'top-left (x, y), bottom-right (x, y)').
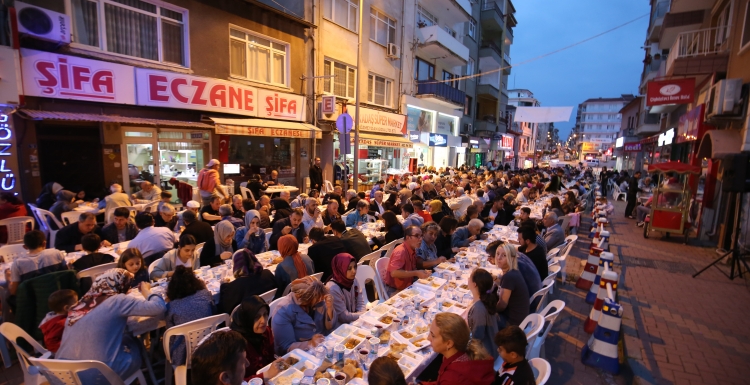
top-left (386, 43), bottom-right (400, 59)
top-left (706, 78), bottom-right (742, 118)
top-left (15, 2), bottom-right (71, 44)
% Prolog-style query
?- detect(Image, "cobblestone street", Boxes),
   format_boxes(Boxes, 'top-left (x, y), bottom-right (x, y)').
top-left (544, 199), bottom-right (750, 385)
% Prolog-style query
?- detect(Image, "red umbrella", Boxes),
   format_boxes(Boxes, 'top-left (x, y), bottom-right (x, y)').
top-left (647, 161), bottom-right (701, 175)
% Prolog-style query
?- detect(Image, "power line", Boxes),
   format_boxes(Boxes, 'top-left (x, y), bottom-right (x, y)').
top-left (412, 12), bottom-right (649, 86)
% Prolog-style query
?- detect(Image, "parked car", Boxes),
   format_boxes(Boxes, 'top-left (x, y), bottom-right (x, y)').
top-left (585, 159), bottom-right (600, 167)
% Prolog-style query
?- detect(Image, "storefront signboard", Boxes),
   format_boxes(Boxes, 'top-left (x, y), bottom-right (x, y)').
top-left (0, 114), bottom-right (19, 195)
top-left (658, 128), bottom-right (675, 146)
top-left (499, 135), bottom-right (513, 150)
top-left (677, 104), bottom-right (705, 143)
top-left (646, 78), bottom-right (695, 106)
top-left (615, 137), bottom-right (624, 148)
top-left (581, 142), bottom-right (595, 152)
top-left (429, 133), bottom-right (448, 147)
top-left (136, 68), bottom-right (305, 120)
top-left (355, 137), bottom-right (413, 148)
top-left (409, 132), bottom-right (421, 142)
top-left (215, 125), bottom-right (320, 139)
top-left (406, 106), bottom-right (434, 132)
top-left (436, 113), bottom-right (457, 136)
top-left (624, 143), bottom-right (642, 152)
top-left (21, 48), bottom-right (136, 104)
top-left (357, 107), bottom-right (407, 135)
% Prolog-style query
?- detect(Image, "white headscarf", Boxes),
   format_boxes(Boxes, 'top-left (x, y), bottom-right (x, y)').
top-left (214, 220), bottom-right (235, 256)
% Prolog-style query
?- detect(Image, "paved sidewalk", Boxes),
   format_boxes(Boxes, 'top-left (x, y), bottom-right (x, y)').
top-left (544, 199), bottom-right (750, 385)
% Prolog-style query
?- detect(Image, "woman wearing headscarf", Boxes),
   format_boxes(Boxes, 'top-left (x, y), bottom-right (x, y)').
top-left (49, 190), bottom-right (78, 228)
top-left (235, 210), bottom-right (268, 254)
top-left (325, 253), bottom-right (365, 324)
top-left (218, 249), bottom-right (277, 314)
top-left (56, 269), bottom-right (166, 381)
top-left (429, 200), bottom-right (445, 225)
top-left (274, 235), bottom-right (315, 296)
top-left (230, 296), bottom-right (284, 382)
top-left (199, 220), bottom-right (237, 267)
top-left (271, 276), bottom-right (336, 355)
top-left (36, 182), bottom-right (63, 210)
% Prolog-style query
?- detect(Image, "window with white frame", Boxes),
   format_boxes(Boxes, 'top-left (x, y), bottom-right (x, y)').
top-left (367, 74), bottom-right (393, 107)
top-left (370, 9), bottom-right (396, 46)
top-left (69, 0), bottom-right (187, 66)
top-left (324, 59), bottom-right (356, 98)
top-left (466, 57), bottom-right (474, 77)
top-left (417, 5), bottom-right (437, 27)
top-left (716, 2), bottom-right (733, 45)
top-left (741, 1), bottom-right (750, 51)
top-left (469, 18), bottom-right (477, 39)
top-left (324, 0), bottom-right (359, 32)
top-left (229, 28), bottom-right (288, 87)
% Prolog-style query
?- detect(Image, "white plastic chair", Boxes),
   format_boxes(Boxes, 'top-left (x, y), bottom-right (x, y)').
top-left (0, 323), bottom-right (52, 385)
top-left (374, 257), bottom-right (391, 300)
top-left (528, 300), bottom-right (566, 360)
top-left (529, 357), bottom-right (552, 384)
top-left (311, 272), bottom-right (323, 281)
top-left (355, 264), bottom-right (381, 306)
top-left (0, 216), bottom-right (33, 245)
top-left (269, 296), bottom-right (284, 319)
top-left (530, 278), bottom-right (554, 314)
top-left (163, 314), bottom-right (230, 385)
top-left (142, 200), bottom-right (159, 213)
top-left (323, 180), bottom-right (334, 195)
top-left (28, 206), bottom-right (62, 247)
top-left (195, 244), bottom-right (204, 258)
top-left (175, 365), bottom-right (188, 385)
top-left (560, 214), bottom-right (572, 235)
top-left (611, 183), bottom-right (625, 201)
top-left (77, 262), bottom-right (118, 280)
top-left (61, 211), bottom-right (80, 226)
top-left (282, 283), bottom-right (293, 296)
top-left (240, 186), bottom-right (256, 201)
top-left (520, 313), bottom-right (545, 360)
top-left (259, 288), bottom-right (277, 303)
top-left (0, 244), bottom-right (27, 265)
top-left (358, 249), bottom-right (381, 266)
top-left (545, 247), bottom-right (561, 262)
top-left (555, 235), bottom-right (578, 281)
top-left (545, 264), bottom-right (561, 294)
top-left (382, 239), bottom-right (404, 260)
top-left (29, 356), bottom-right (146, 385)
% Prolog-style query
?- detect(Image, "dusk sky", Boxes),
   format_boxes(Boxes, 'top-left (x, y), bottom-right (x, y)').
top-left (510, 1), bottom-right (650, 140)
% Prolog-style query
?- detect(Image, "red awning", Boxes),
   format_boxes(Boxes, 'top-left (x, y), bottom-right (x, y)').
top-left (640, 134), bottom-right (659, 144)
top-left (647, 161), bottom-right (701, 174)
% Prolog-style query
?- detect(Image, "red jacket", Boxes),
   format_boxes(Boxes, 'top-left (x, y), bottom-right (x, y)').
top-left (39, 314), bottom-right (67, 353)
top-left (422, 352), bottom-right (495, 385)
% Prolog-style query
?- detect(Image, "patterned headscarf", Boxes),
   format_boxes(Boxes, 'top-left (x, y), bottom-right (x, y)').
top-left (67, 268), bottom-right (132, 326)
top-left (232, 248), bottom-right (263, 278)
top-left (330, 253), bottom-right (355, 290)
top-left (277, 234), bottom-right (307, 279)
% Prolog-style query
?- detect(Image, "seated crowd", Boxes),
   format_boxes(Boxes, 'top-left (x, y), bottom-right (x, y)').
top-left (7, 164), bottom-right (584, 385)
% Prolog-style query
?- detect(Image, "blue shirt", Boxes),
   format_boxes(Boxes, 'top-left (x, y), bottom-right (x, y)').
top-left (271, 293), bottom-right (336, 355)
top-left (451, 226), bottom-right (472, 248)
top-left (369, 184), bottom-right (382, 199)
top-left (416, 240), bottom-right (438, 262)
top-left (345, 211), bottom-right (369, 227)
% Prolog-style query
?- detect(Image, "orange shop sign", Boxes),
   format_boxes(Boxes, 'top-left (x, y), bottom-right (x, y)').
top-left (215, 125), bottom-right (321, 139)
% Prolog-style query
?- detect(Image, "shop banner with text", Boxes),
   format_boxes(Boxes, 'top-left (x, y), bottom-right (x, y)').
top-left (356, 107), bottom-right (407, 135)
top-left (646, 78), bottom-right (695, 106)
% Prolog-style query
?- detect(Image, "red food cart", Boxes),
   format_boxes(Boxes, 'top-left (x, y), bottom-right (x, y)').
top-left (643, 161), bottom-right (701, 242)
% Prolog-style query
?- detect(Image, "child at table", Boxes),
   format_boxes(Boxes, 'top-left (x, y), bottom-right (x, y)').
top-left (118, 248), bottom-right (149, 288)
top-left (493, 325), bottom-right (536, 385)
top-left (39, 289), bottom-right (78, 353)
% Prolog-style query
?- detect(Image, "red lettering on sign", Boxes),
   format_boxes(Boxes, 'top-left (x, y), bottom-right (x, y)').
top-left (149, 75), bottom-right (169, 102)
top-left (91, 71), bottom-right (113, 94)
top-left (228, 86), bottom-right (242, 109)
top-left (190, 80), bottom-right (208, 105)
top-left (209, 84), bottom-right (226, 108)
top-left (265, 93), bottom-right (297, 118)
top-left (170, 78), bottom-right (189, 103)
top-left (71, 66), bottom-right (90, 90)
top-left (244, 89), bottom-right (254, 111)
top-left (246, 127), bottom-right (265, 135)
top-left (35, 62), bottom-right (57, 88)
top-left (59, 58), bottom-right (69, 89)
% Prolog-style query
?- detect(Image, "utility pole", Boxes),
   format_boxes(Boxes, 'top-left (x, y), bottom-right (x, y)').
top-left (353, 0), bottom-right (364, 191)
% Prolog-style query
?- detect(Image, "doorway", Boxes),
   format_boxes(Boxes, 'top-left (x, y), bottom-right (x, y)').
top-left (37, 125), bottom-right (105, 197)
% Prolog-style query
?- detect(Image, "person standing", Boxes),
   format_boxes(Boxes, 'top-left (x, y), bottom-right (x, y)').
top-left (309, 157), bottom-right (323, 193)
top-left (625, 171), bottom-right (642, 219)
top-left (600, 166), bottom-right (609, 197)
top-left (198, 159), bottom-right (229, 206)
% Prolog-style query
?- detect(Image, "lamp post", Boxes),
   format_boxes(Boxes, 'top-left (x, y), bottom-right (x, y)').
top-left (352, 0), bottom-right (364, 191)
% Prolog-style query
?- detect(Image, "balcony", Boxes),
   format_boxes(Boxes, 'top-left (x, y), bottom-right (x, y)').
top-left (647, 1), bottom-right (670, 42)
top-left (505, 13), bottom-right (517, 45)
top-left (639, 58), bottom-right (663, 91)
top-left (635, 111), bottom-right (660, 135)
top-left (659, 9), bottom-right (705, 50)
top-left (503, 52), bottom-right (511, 75)
top-left (475, 119), bottom-right (498, 134)
top-left (477, 83), bottom-right (500, 100)
top-left (481, 1), bottom-right (505, 39)
top-left (417, 25), bottom-right (470, 68)
top-left (666, 26), bottom-right (730, 77)
top-left (507, 122), bottom-right (522, 136)
top-left (416, 80), bottom-right (466, 108)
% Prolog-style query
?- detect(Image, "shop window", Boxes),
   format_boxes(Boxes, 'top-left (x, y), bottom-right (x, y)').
top-left (229, 27), bottom-right (288, 87)
top-left (367, 74), bottom-right (393, 107)
top-left (324, 59), bottom-right (356, 98)
top-left (324, 0), bottom-right (359, 32)
top-left (370, 8), bottom-right (396, 46)
top-left (227, 136), bottom-right (295, 180)
top-left (69, 0), bottom-right (187, 66)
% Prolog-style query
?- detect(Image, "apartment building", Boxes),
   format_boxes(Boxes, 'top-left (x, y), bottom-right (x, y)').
top-left (577, 95), bottom-right (635, 159)
top-left (508, 88), bottom-right (539, 168)
top-left (8, 0), bottom-right (316, 201)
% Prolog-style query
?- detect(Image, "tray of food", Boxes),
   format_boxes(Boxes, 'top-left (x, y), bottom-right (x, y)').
top-left (257, 349), bottom-right (320, 376)
top-left (408, 333), bottom-right (430, 350)
top-left (435, 298), bottom-right (468, 315)
top-left (390, 328), bottom-right (429, 352)
top-left (397, 353), bottom-right (421, 377)
top-left (435, 262), bottom-right (460, 272)
top-left (268, 367), bottom-right (303, 385)
top-left (413, 276), bottom-right (447, 291)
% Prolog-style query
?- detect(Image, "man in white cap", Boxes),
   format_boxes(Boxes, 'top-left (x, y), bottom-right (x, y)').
top-left (198, 159), bottom-right (229, 205)
top-left (175, 200), bottom-right (201, 231)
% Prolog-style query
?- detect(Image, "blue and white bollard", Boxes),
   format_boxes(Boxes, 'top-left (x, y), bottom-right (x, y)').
top-left (581, 298), bottom-right (623, 374)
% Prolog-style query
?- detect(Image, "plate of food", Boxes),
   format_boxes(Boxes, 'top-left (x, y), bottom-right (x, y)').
top-left (435, 262), bottom-right (459, 272)
top-left (268, 367), bottom-right (303, 385)
top-left (342, 336), bottom-right (365, 350)
top-left (414, 276), bottom-right (447, 291)
top-left (437, 299), bottom-right (466, 315)
top-left (332, 324), bottom-right (359, 338)
top-left (257, 349), bottom-right (319, 375)
top-left (329, 358), bottom-right (364, 382)
top-left (409, 333), bottom-right (430, 350)
top-left (397, 354), bottom-right (421, 378)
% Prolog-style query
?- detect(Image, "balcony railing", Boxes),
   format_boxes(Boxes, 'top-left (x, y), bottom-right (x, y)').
top-left (416, 80), bottom-right (466, 106)
top-left (503, 52), bottom-right (511, 64)
top-left (667, 26), bottom-right (731, 72)
top-left (639, 111), bottom-right (660, 125)
top-left (482, 0), bottom-right (505, 16)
